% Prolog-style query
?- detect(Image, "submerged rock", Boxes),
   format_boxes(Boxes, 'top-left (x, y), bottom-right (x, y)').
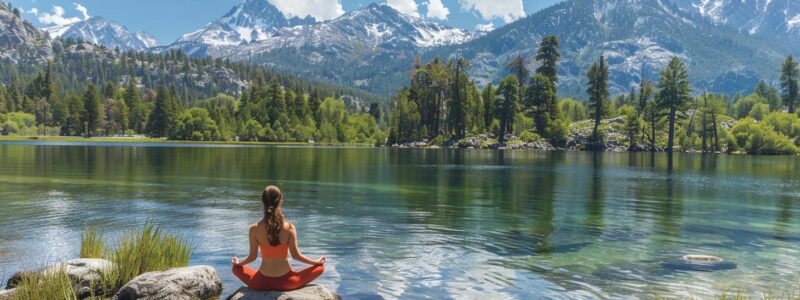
top-left (661, 255), bottom-right (737, 272)
top-left (112, 266), bottom-right (222, 300)
top-left (227, 285), bottom-right (340, 300)
top-left (6, 258), bottom-right (112, 298)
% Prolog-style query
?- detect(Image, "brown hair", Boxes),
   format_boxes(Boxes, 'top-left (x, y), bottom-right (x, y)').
top-left (261, 186), bottom-right (285, 246)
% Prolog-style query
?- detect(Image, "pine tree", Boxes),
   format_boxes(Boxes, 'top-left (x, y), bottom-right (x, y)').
top-left (82, 83), bottom-right (102, 138)
top-left (656, 57), bottom-right (692, 153)
top-left (535, 35), bottom-right (560, 84)
top-left (482, 84), bottom-right (496, 129)
top-left (146, 86), bottom-right (178, 137)
top-left (780, 55), bottom-right (799, 113)
top-left (587, 55), bottom-right (609, 149)
top-left (496, 75), bottom-right (519, 144)
top-left (524, 74), bottom-right (556, 136)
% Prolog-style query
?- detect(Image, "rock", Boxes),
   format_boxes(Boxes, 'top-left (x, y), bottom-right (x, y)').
top-left (6, 258), bottom-right (112, 298)
top-left (112, 266), bottom-right (222, 300)
top-left (226, 285), bottom-right (340, 300)
top-left (0, 288), bottom-right (17, 300)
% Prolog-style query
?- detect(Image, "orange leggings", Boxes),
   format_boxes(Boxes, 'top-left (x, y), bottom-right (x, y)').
top-left (232, 264), bottom-right (325, 291)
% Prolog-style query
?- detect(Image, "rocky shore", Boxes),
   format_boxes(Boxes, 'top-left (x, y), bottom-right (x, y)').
top-left (1, 259), bottom-right (338, 300)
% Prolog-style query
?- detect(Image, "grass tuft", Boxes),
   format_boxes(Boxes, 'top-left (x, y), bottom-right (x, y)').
top-left (97, 222), bottom-right (192, 293)
top-left (80, 225), bottom-right (106, 259)
top-left (12, 268), bottom-right (76, 300)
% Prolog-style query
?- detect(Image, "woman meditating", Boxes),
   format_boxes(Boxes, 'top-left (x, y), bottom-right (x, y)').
top-left (232, 186), bottom-right (326, 291)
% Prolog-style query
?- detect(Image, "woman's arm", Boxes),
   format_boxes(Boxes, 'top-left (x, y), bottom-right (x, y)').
top-left (233, 225), bottom-right (259, 266)
top-left (288, 224), bottom-right (325, 266)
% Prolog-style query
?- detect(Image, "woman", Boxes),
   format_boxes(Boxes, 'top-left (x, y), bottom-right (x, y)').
top-left (232, 186), bottom-right (326, 291)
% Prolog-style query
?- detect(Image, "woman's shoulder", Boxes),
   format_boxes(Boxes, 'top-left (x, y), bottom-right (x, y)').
top-left (282, 221), bottom-right (294, 231)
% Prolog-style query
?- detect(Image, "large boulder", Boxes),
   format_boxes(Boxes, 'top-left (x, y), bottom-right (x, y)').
top-left (226, 285), bottom-right (339, 300)
top-left (112, 266), bottom-right (222, 300)
top-left (6, 258), bottom-right (112, 298)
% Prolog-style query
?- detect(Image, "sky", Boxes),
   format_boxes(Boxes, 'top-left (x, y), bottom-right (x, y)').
top-left (6, 0), bottom-right (562, 44)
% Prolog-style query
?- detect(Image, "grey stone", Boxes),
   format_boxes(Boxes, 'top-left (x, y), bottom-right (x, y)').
top-left (226, 285), bottom-right (339, 300)
top-left (0, 288), bottom-right (17, 300)
top-left (112, 266), bottom-right (222, 300)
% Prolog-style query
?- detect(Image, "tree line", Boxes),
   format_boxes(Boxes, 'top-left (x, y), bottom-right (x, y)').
top-left (0, 64), bottom-right (385, 145)
top-left (389, 35), bottom-right (800, 155)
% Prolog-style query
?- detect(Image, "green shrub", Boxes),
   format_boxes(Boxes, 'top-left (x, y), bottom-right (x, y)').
top-left (2, 120), bottom-right (18, 134)
top-left (12, 268), bottom-right (76, 300)
top-left (732, 118), bottom-right (798, 155)
top-left (520, 130), bottom-right (542, 143)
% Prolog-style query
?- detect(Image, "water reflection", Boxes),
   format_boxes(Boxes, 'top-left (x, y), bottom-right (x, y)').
top-left (0, 143), bottom-right (799, 299)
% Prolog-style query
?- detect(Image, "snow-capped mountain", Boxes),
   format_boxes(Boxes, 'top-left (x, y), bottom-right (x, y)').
top-left (164, 2), bottom-right (480, 92)
top-left (671, 0), bottom-right (800, 41)
top-left (168, 0), bottom-right (315, 56)
top-left (418, 0), bottom-right (785, 97)
top-left (44, 16), bottom-right (159, 51)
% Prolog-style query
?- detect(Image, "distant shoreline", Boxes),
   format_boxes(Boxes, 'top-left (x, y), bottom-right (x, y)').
top-left (0, 136), bottom-right (374, 147)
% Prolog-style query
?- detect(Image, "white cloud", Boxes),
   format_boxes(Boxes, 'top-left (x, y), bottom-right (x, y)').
top-left (459, 0), bottom-right (524, 23)
top-left (425, 0), bottom-right (449, 20)
top-left (74, 3), bottom-right (89, 20)
top-left (475, 22), bottom-right (494, 31)
top-left (38, 6), bottom-right (81, 26)
top-left (267, 0), bottom-right (344, 21)
top-left (386, 0), bottom-right (420, 18)
top-left (26, 8), bottom-right (39, 16)
top-left (37, 3), bottom-right (89, 26)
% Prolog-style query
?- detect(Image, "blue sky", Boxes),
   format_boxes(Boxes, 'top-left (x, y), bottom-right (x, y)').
top-left (7, 0), bottom-right (562, 44)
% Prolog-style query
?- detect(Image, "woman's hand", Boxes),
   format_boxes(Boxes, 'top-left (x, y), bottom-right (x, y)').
top-left (315, 257), bottom-right (327, 265)
top-left (231, 257), bottom-right (240, 266)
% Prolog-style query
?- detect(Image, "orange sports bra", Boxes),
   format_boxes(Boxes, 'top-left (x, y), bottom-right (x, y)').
top-left (261, 240), bottom-right (289, 260)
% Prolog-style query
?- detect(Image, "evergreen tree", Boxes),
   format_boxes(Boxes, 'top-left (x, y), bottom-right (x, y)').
top-left (656, 57), bottom-right (693, 153)
top-left (535, 35), bottom-right (560, 84)
top-left (146, 86), bottom-right (178, 137)
top-left (780, 55), bottom-right (799, 113)
top-left (496, 75), bottom-right (519, 144)
top-left (482, 84), bottom-right (496, 129)
top-left (524, 74), bottom-right (557, 136)
top-left (506, 56), bottom-right (529, 86)
top-left (587, 55), bottom-right (609, 148)
top-left (82, 83), bottom-right (102, 137)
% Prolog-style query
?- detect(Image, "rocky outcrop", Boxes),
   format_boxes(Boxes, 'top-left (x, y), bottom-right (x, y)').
top-left (112, 266), bottom-right (222, 300)
top-left (6, 258), bottom-right (112, 298)
top-left (226, 285), bottom-right (340, 300)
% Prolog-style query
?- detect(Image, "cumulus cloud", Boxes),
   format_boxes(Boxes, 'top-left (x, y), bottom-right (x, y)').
top-left (38, 3), bottom-right (89, 26)
top-left (267, 0), bottom-right (344, 21)
top-left (425, 0), bottom-right (449, 20)
top-left (26, 8), bottom-right (39, 16)
top-left (38, 6), bottom-right (81, 26)
top-left (475, 22), bottom-right (494, 31)
top-left (459, 0), bottom-right (524, 23)
top-left (75, 3), bottom-right (89, 20)
top-left (386, 0), bottom-right (420, 18)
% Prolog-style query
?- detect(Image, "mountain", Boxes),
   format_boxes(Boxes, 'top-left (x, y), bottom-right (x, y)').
top-left (0, 2), bottom-right (52, 64)
top-left (207, 3), bottom-right (478, 93)
top-left (671, 0), bottom-right (800, 47)
top-left (166, 0), bottom-right (316, 57)
top-left (425, 0), bottom-right (785, 97)
top-left (44, 16), bottom-right (159, 51)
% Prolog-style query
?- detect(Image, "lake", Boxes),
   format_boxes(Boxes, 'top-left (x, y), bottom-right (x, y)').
top-left (0, 141), bottom-right (798, 299)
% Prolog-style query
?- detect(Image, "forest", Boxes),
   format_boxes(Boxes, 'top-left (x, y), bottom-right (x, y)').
top-left (387, 35), bottom-right (800, 155)
top-left (0, 48), bottom-right (386, 145)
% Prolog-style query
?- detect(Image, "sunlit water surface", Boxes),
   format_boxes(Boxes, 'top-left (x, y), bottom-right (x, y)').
top-left (0, 141), bottom-right (799, 299)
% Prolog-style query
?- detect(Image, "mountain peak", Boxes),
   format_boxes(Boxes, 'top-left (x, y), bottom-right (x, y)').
top-left (44, 16), bottom-right (159, 51)
top-left (175, 0), bottom-right (316, 50)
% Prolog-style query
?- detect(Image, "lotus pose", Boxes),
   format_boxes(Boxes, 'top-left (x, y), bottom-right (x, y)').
top-left (231, 186), bottom-right (326, 291)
